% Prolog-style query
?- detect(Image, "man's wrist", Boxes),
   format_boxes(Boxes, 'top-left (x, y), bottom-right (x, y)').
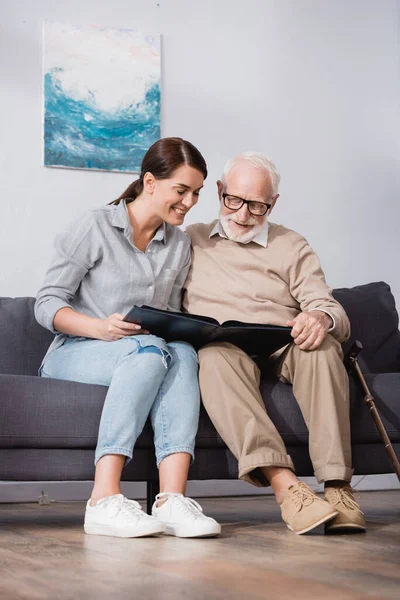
top-left (311, 310), bottom-right (333, 329)
top-left (320, 312), bottom-right (333, 329)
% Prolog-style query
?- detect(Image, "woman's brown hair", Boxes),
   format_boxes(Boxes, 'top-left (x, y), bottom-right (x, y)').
top-left (110, 137), bottom-right (207, 205)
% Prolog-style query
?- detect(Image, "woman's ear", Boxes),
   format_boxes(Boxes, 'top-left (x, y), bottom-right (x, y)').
top-left (143, 172), bottom-right (155, 194)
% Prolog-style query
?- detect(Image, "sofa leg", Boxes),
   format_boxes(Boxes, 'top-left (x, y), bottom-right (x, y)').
top-left (146, 480), bottom-right (160, 514)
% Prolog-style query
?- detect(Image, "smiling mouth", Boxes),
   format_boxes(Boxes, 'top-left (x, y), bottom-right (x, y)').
top-left (172, 207), bottom-right (187, 215)
top-left (233, 221), bottom-right (252, 228)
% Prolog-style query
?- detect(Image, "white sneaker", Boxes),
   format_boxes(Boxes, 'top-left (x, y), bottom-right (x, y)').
top-left (84, 494), bottom-right (166, 538)
top-left (152, 493), bottom-right (221, 538)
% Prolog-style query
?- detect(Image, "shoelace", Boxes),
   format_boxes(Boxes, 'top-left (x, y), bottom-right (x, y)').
top-left (325, 487), bottom-right (363, 513)
top-left (156, 493), bottom-right (205, 520)
top-left (105, 495), bottom-right (149, 522)
top-left (288, 482), bottom-right (317, 511)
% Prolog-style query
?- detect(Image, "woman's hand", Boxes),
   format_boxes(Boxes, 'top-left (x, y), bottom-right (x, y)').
top-left (97, 313), bottom-right (149, 342)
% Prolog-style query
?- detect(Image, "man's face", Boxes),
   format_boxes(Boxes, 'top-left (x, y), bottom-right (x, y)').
top-left (217, 164), bottom-right (279, 243)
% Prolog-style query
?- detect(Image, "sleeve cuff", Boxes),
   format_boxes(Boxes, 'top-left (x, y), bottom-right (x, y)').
top-left (36, 298), bottom-right (72, 333)
top-left (309, 309), bottom-right (336, 332)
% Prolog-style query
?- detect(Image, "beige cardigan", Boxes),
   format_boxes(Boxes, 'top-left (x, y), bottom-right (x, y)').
top-left (183, 220), bottom-right (350, 343)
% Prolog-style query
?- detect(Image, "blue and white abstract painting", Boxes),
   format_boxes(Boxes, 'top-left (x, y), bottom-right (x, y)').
top-left (43, 22), bottom-right (161, 172)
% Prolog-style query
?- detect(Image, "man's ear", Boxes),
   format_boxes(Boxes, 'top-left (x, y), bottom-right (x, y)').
top-left (269, 193), bottom-right (280, 214)
top-left (143, 172), bottom-right (155, 194)
top-left (216, 180), bottom-right (224, 201)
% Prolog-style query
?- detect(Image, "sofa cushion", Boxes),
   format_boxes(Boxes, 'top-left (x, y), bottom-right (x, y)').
top-left (333, 281), bottom-right (400, 373)
top-left (2, 372), bottom-right (399, 451)
top-left (0, 374), bottom-right (223, 451)
top-left (259, 372), bottom-right (400, 446)
top-left (349, 372), bottom-right (400, 444)
top-left (0, 297), bottom-right (54, 376)
top-left (0, 374), bottom-right (153, 450)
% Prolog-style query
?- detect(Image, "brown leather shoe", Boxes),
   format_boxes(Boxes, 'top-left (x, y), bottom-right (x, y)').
top-left (324, 486), bottom-right (366, 533)
top-left (280, 481), bottom-right (338, 535)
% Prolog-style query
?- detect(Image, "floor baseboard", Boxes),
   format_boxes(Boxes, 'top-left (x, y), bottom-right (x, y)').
top-left (0, 474), bottom-right (398, 503)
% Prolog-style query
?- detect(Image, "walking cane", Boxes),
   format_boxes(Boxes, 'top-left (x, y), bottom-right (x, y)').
top-left (347, 340), bottom-right (400, 482)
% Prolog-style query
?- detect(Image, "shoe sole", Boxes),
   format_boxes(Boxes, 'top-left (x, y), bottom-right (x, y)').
top-left (286, 510), bottom-right (339, 535)
top-left (84, 523), bottom-right (166, 538)
top-left (325, 522), bottom-right (366, 533)
top-left (162, 524), bottom-right (222, 538)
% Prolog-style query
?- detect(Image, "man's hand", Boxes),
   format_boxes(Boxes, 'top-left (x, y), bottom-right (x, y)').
top-left (286, 311), bottom-right (332, 351)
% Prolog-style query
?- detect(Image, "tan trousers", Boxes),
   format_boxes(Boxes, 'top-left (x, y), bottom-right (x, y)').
top-left (198, 335), bottom-right (353, 486)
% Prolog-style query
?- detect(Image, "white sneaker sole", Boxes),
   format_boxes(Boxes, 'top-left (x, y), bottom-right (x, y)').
top-left (84, 522), bottom-right (166, 538)
top-left (286, 510), bottom-right (339, 535)
top-left (162, 523), bottom-right (222, 538)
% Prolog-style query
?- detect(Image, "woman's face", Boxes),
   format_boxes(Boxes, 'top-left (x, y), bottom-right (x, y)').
top-left (145, 165), bottom-right (204, 225)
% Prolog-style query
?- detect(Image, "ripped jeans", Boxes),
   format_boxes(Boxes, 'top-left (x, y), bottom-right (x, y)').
top-left (40, 335), bottom-right (200, 466)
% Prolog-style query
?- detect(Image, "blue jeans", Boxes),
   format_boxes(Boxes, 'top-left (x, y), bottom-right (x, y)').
top-left (40, 335), bottom-right (200, 467)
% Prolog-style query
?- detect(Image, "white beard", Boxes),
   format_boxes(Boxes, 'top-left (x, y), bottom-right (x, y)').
top-left (219, 211), bottom-right (267, 244)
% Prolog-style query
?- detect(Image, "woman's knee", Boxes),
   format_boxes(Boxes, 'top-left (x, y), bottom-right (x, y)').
top-left (117, 336), bottom-right (171, 371)
top-left (167, 341), bottom-right (198, 367)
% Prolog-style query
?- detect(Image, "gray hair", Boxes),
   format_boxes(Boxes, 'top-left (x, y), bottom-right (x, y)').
top-left (221, 152), bottom-right (281, 195)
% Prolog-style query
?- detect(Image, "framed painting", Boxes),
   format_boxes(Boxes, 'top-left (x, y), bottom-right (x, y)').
top-left (43, 22), bottom-right (161, 172)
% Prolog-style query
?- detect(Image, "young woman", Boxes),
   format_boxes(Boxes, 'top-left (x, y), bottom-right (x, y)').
top-left (35, 137), bottom-right (221, 539)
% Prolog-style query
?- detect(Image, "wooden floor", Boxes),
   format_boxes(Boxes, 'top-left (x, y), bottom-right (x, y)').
top-left (0, 491), bottom-right (399, 600)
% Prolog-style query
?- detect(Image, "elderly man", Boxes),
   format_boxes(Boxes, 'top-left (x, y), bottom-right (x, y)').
top-left (183, 153), bottom-right (365, 535)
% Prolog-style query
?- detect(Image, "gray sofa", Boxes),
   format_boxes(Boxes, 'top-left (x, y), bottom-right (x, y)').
top-left (1, 281), bottom-right (399, 508)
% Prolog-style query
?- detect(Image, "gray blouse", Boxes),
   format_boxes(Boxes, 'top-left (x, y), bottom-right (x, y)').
top-left (35, 200), bottom-right (191, 357)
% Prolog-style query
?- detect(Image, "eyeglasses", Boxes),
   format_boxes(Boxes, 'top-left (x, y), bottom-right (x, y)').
top-left (222, 193), bottom-right (271, 216)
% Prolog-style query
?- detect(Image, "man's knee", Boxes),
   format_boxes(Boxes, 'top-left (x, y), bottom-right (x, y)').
top-left (291, 334), bottom-right (343, 362)
top-left (198, 342), bottom-right (245, 366)
top-left (199, 342), bottom-right (261, 404)
top-left (280, 334), bottom-right (346, 383)
top-left (314, 334), bottom-right (344, 361)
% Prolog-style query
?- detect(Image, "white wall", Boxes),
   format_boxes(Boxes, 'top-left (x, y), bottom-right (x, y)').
top-left (1, 0), bottom-right (400, 499)
top-left (1, 0), bottom-right (399, 304)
